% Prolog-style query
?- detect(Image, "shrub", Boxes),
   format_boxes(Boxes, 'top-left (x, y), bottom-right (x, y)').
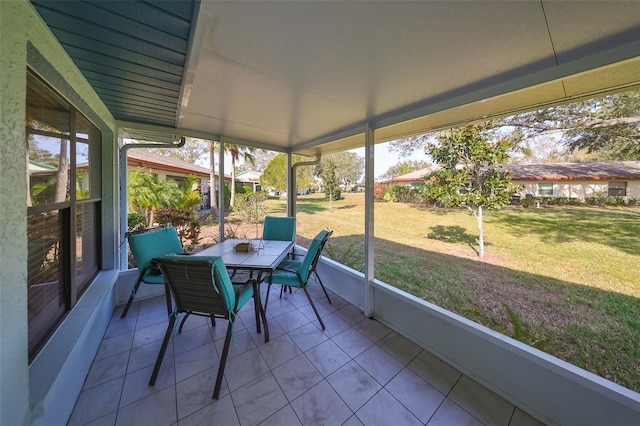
top-left (374, 183), bottom-right (387, 201)
top-left (127, 212), bottom-right (147, 233)
top-left (155, 208), bottom-right (201, 250)
top-left (234, 192), bottom-right (268, 223)
top-left (383, 184), bottom-right (422, 203)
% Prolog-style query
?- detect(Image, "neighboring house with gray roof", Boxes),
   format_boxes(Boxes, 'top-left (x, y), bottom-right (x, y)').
top-left (506, 161), bottom-right (640, 200)
top-left (126, 149), bottom-right (233, 209)
top-left (380, 161), bottom-right (640, 200)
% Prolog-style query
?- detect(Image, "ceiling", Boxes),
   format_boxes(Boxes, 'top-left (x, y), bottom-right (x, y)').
top-left (31, 1), bottom-right (640, 155)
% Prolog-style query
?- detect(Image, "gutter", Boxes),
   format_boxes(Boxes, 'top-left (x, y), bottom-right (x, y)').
top-left (288, 154), bottom-right (321, 217)
top-left (118, 136), bottom-right (186, 270)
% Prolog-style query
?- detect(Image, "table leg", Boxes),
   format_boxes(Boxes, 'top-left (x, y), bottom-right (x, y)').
top-left (253, 272), bottom-right (269, 342)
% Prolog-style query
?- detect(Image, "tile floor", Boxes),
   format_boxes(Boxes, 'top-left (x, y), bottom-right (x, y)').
top-left (68, 282), bottom-right (545, 426)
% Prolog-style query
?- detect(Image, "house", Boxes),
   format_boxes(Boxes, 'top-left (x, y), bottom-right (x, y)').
top-left (126, 149), bottom-right (234, 209)
top-left (235, 170), bottom-right (262, 192)
top-left (506, 161), bottom-right (640, 200)
top-left (3, 1), bottom-right (640, 425)
top-left (380, 162), bottom-right (640, 201)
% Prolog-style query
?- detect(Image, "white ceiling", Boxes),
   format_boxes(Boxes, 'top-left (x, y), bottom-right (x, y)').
top-left (177, 1), bottom-right (640, 155)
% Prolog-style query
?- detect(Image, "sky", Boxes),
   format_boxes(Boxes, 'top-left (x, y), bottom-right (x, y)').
top-left (352, 142), bottom-right (430, 178)
top-left (195, 139), bottom-right (431, 180)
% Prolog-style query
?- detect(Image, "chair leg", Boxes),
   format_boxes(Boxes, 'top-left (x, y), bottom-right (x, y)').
top-left (314, 271), bottom-right (332, 304)
top-left (178, 313), bottom-right (190, 333)
top-left (213, 322), bottom-right (233, 399)
top-left (302, 285), bottom-right (325, 331)
top-left (121, 276), bottom-right (143, 318)
top-left (149, 315), bottom-right (176, 385)
top-left (164, 284), bottom-right (172, 315)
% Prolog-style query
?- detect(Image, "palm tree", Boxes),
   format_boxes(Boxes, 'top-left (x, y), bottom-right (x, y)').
top-left (128, 169), bottom-right (181, 226)
top-left (209, 140), bottom-right (219, 217)
top-left (226, 144), bottom-right (256, 209)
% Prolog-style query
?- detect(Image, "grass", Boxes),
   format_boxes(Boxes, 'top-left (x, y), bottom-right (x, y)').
top-left (211, 192), bottom-right (640, 392)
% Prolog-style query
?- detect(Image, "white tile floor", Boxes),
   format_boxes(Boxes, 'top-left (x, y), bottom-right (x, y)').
top-left (68, 282), bottom-right (545, 426)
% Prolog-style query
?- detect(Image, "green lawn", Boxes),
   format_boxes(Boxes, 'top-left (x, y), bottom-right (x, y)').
top-left (221, 192), bottom-right (640, 392)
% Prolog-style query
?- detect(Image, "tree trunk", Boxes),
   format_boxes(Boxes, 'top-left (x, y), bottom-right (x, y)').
top-left (209, 141), bottom-right (218, 218)
top-left (230, 154), bottom-right (236, 209)
top-left (55, 141), bottom-right (69, 202)
top-left (477, 205), bottom-right (484, 258)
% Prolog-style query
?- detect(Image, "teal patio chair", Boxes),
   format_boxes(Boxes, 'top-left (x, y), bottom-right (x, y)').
top-left (277, 229), bottom-right (333, 305)
top-left (122, 227), bottom-right (183, 318)
top-left (149, 255), bottom-right (257, 399)
top-left (263, 229), bottom-right (332, 330)
top-left (262, 216), bottom-right (296, 242)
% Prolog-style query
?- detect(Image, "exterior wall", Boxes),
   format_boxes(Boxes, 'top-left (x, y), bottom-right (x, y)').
top-left (0, 2), bottom-right (31, 424)
top-left (0, 1), bottom-right (118, 424)
top-left (517, 179), bottom-right (640, 200)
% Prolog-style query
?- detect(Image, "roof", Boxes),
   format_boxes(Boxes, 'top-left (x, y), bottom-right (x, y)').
top-left (381, 161), bottom-right (640, 185)
top-left (127, 149), bottom-right (216, 179)
top-left (505, 161), bottom-right (640, 181)
top-left (378, 167), bottom-right (435, 184)
top-left (31, 1), bottom-right (640, 155)
top-left (235, 171), bottom-right (262, 183)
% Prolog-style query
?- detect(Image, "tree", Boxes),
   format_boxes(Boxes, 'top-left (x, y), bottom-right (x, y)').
top-left (174, 175), bottom-right (202, 211)
top-left (127, 169), bottom-right (181, 226)
top-left (260, 154), bottom-right (316, 193)
top-left (501, 90), bottom-right (640, 160)
top-left (317, 158), bottom-right (339, 209)
top-left (226, 143), bottom-right (256, 209)
top-left (381, 159), bottom-right (431, 179)
top-left (237, 149), bottom-right (275, 173)
top-left (389, 89), bottom-right (640, 162)
top-left (318, 152), bottom-right (364, 189)
top-left (209, 140), bottom-right (219, 216)
top-left (422, 123), bottom-right (516, 258)
top-left (150, 138), bottom-right (209, 163)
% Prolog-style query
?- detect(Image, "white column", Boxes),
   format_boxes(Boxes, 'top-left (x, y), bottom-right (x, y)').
top-left (364, 123), bottom-right (375, 317)
top-left (218, 138), bottom-right (225, 241)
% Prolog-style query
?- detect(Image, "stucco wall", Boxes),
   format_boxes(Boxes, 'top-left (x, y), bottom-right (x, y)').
top-left (0, 2), bottom-right (31, 424)
top-left (0, 1), bottom-right (117, 424)
top-left (518, 180), bottom-right (640, 200)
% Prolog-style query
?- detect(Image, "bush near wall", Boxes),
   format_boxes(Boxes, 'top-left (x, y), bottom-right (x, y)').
top-left (520, 196), bottom-right (640, 208)
top-left (383, 184), bottom-right (422, 203)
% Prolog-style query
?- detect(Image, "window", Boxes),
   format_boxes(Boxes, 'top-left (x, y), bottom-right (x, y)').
top-left (608, 181), bottom-right (627, 197)
top-left (26, 71), bottom-right (102, 361)
top-left (537, 182), bottom-right (554, 197)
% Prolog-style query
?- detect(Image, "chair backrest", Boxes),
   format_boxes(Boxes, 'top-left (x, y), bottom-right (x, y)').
top-left (310, 230), bottom-right (332, 271)
top-left (153, 255), bottom-right (237, 318)
top-left (262, 216), bottom-right (296, 241)
top-left (128, 227), bottom-right (183, 276)
top-left (300, 230), bottom-right (331, 282)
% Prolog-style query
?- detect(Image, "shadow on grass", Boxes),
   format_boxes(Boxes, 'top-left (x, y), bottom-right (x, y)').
top-left (492, 206), bottom-right (640, 255)
top-left (309, 234), bottom-right (640, 393)
top-left (425, 225), bottom-right (483, 255)
top-left (335, 204), bottom-right (357, 210)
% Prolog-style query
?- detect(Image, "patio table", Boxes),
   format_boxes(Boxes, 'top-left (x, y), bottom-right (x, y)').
top-left (194, 239), bottom-right (295, 342)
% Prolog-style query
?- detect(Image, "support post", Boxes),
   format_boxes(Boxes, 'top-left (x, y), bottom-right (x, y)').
top-left (218, 138), bottom-right (225, 241)
top-left (364, 123), bottom-right (375, 317)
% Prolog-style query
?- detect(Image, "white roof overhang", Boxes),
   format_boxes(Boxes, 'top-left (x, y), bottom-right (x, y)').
top-left (33, 1), bottom-right (640, 154)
